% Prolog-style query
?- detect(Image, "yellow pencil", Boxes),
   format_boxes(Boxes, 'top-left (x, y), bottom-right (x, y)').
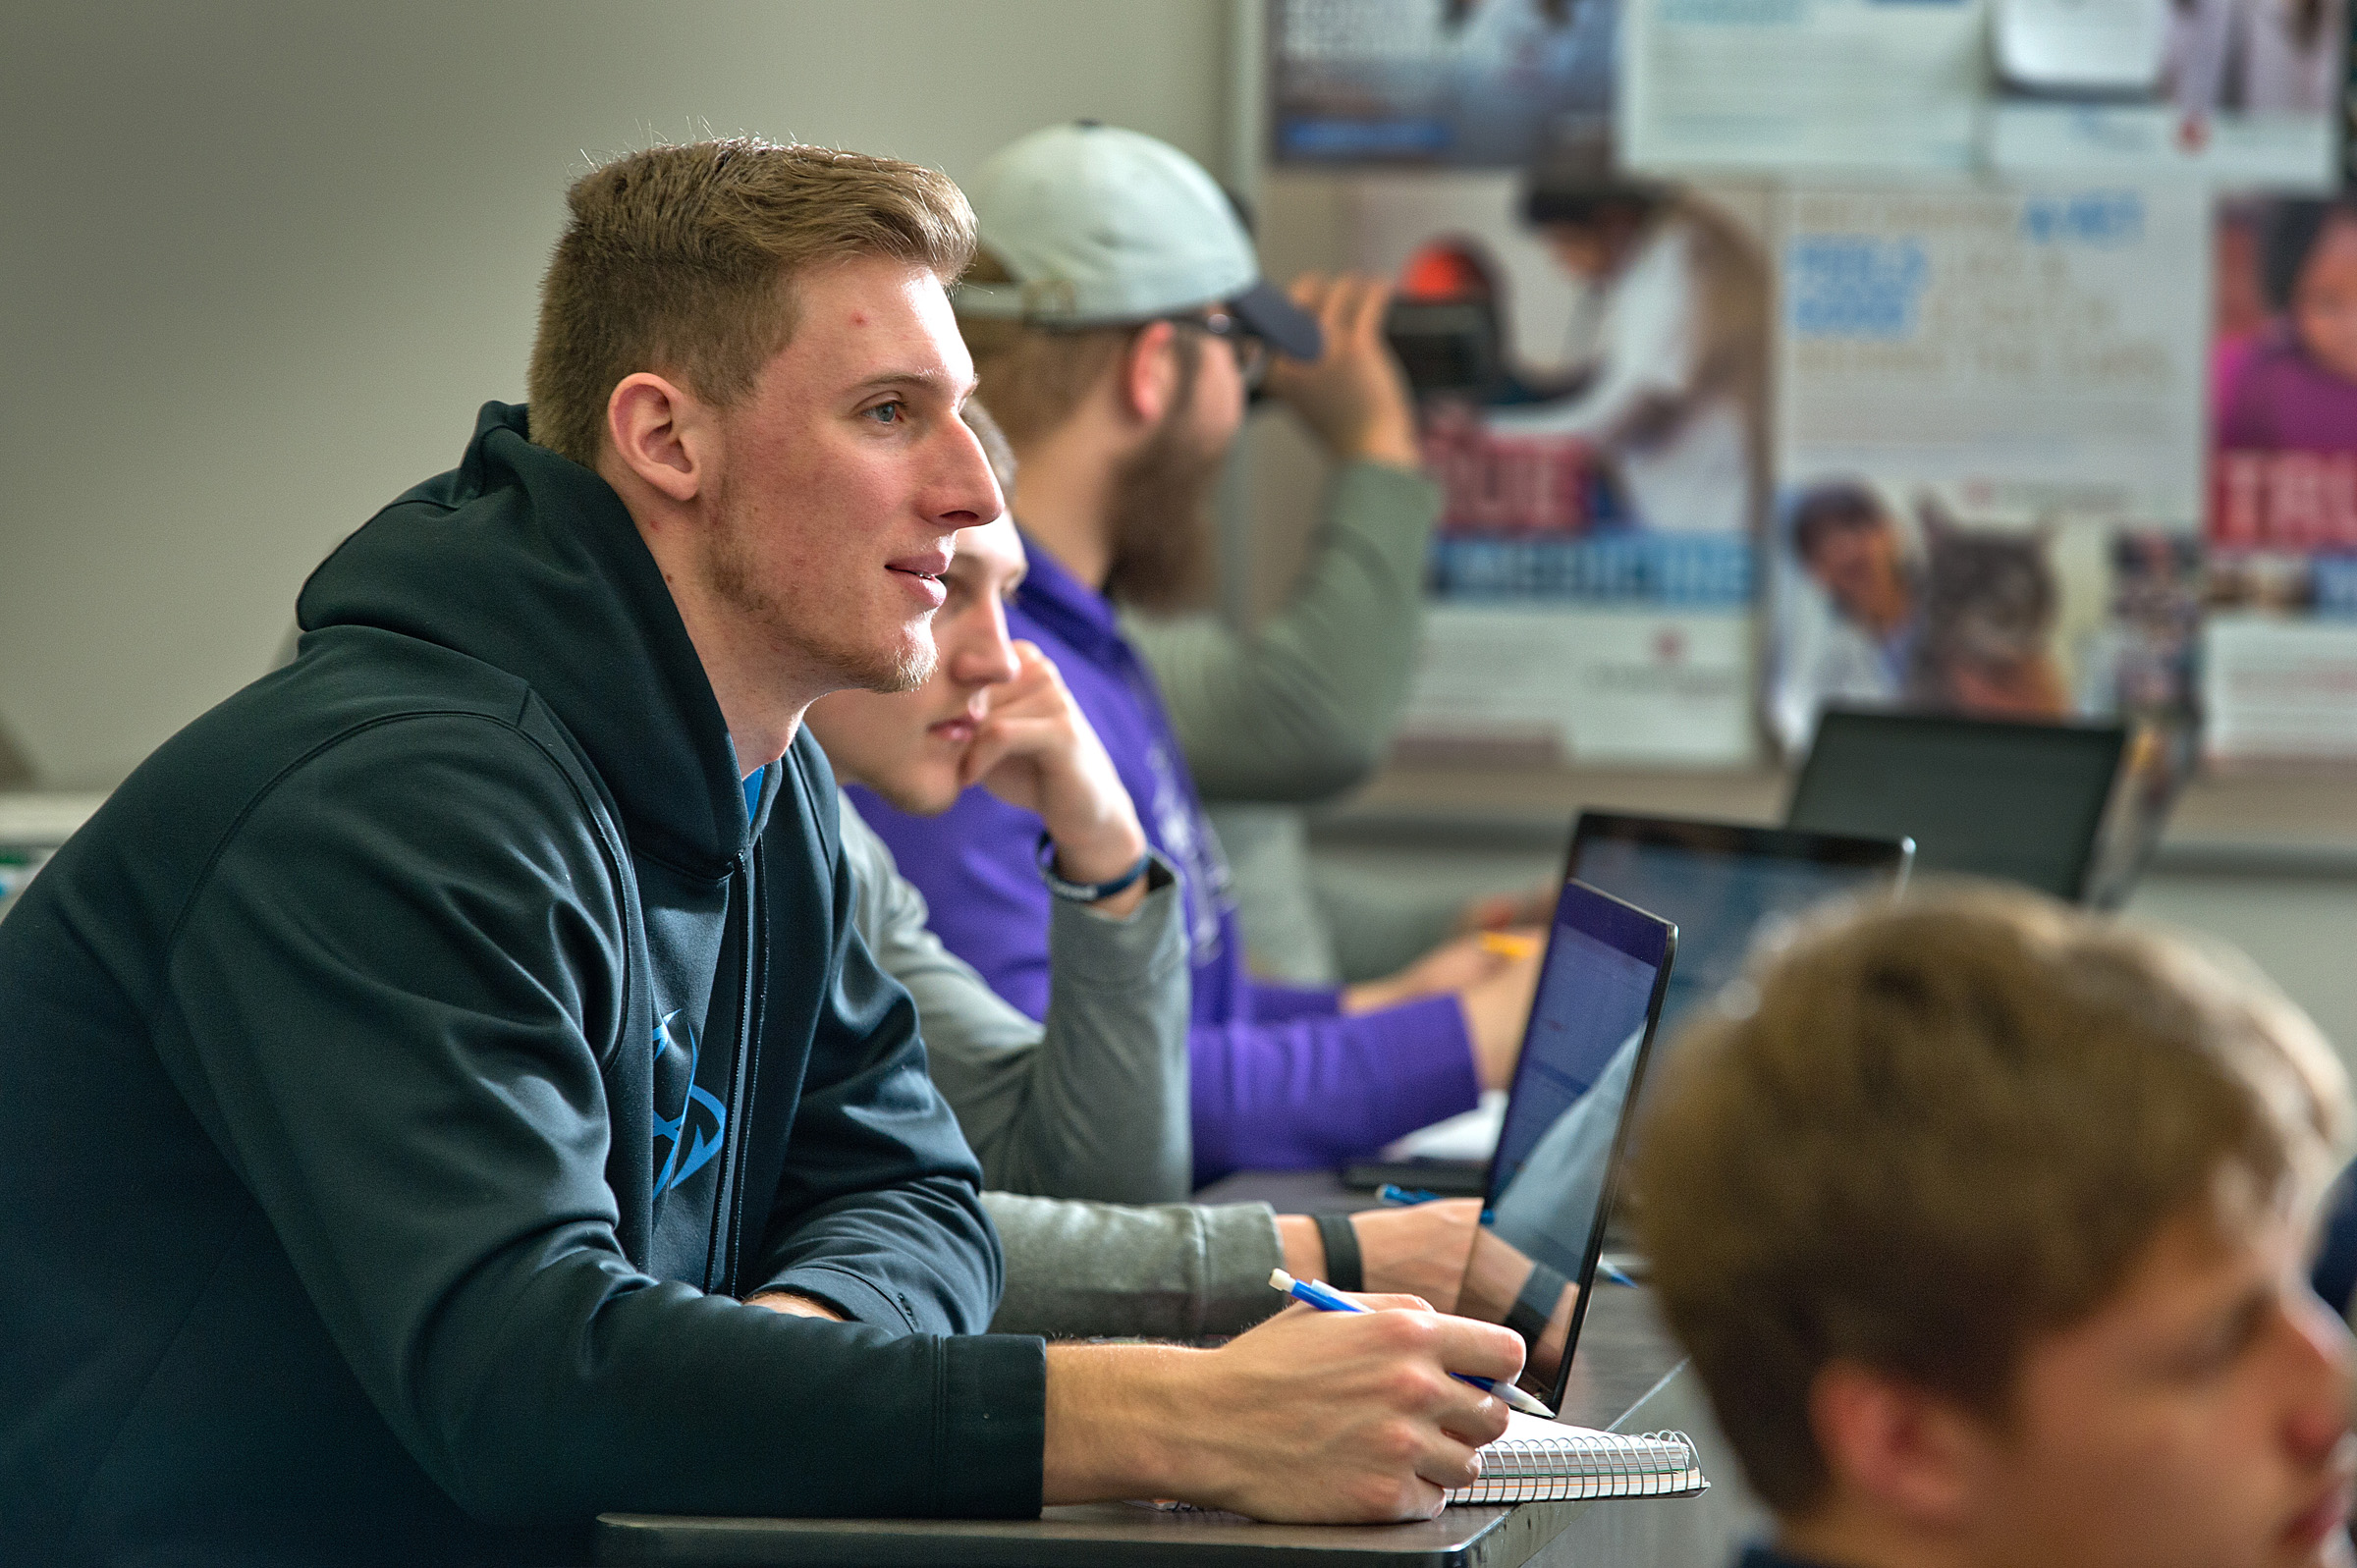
top-left (1478, 931), bottom-right (1542, 961)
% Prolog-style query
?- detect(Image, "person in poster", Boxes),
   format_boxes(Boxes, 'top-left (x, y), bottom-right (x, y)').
top-left (1767, 482), bottom-right (2078, 753)
top-left (2204, 194), bottom-right (2357, 764)
top-left (2215, 194), bottom-right (2357, 541)
top-left (1472, 161), bottom-right (1770, 544)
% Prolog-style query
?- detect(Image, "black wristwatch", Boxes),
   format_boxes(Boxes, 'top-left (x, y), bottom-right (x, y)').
top-left (1035, 832), bottom-right (1152, 903)
top-left (1313, 1213), bottom-right (1364, 1293)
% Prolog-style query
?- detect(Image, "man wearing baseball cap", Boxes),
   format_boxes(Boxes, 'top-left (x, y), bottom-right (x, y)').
top-left (852, 123), bottom-right (1539, 1184)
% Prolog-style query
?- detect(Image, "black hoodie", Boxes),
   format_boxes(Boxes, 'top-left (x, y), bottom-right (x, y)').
top-left (0, 404), bottom-right (1048, 1566)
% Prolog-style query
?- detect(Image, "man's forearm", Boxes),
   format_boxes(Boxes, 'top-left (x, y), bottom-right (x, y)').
top-left (988, 1192), bottom-right (1285, 1338)
top-left (1041, 1341), bottom-right (1202, 1503)
top-left (1014, 860), bottom-right (1193, 1202)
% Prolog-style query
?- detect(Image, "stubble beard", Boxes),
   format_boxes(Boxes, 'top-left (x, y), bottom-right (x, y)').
top-left (702, 474), bottom-right (938, 698)
top-left (1101, 339), bottom-right (1228, 615)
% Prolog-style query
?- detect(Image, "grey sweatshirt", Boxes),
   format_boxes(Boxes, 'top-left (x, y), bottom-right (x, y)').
top-left (839, 797), bottom-right (1191, 1204)
top-left (837, 795), bottom-right (1286, 1339)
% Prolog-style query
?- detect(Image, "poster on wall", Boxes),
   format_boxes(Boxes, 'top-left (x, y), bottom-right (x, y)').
top-left (1769, 183), bottom-right (2212, 778)
top-left (1987, 0), bottom-right (2345, 186)
top-left (1346, 169), bottom-right (1773, 765)
top-left (1617, 0), bottom-right (2343, 187)
top-left (1618, 0), bottom-right (1986, 175)
top-left (2203, 192), bottom-right (2357, 762)
top-left (1269, 0), bottom-right (1617, 167)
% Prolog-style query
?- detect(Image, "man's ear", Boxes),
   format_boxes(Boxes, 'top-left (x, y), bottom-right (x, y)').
top-left (1808, 1360), bottom-right (1990, 1532)
top-left (604, 372), bottom-right (711, 506)
top-left (1118, 321), bottom-right (1181, 429)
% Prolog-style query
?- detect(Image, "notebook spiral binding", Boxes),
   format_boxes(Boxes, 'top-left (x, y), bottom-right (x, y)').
top-left (1448, 1428), bottom-right (1706, 1505)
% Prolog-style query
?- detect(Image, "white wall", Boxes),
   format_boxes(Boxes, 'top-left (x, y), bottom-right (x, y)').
top-left (0, 1), bottom-right (1233, 788)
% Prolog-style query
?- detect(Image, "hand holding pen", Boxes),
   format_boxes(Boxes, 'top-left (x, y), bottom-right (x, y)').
top-left (1271, 1269), bottom-right (1557, 1418)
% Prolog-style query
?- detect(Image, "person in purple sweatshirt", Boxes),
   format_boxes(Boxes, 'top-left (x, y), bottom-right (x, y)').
top-left (850, 124), bottom-right (1541, 1184)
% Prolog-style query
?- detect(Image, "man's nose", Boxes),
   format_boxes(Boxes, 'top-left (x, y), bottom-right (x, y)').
top-left (2281, 1292), bottom-right (2355, 1460)
top-left (948, 598), bottom-right (1021, 688)
top-left (934, 419), bottom-right (1004, 534)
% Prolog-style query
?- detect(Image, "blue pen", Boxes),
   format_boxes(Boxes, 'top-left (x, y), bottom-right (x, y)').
top-left (1597, 1259), bottom-right (1640, 1288)
top-left (1377, 1183), bottom-right (1442, 1206)
top-left (1270, 1268), bottom-right (1555, 1417)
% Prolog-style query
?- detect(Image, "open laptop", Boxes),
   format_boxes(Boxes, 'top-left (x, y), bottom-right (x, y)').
top-left (1449, 879), bottom-right (1676, 1416)
top-left (1785, 708), bottom-right (2127, 901)
top-left (1343, 810), bottom-right (1912, 1197)
top-left (1570, 812), bottom-right (1913, 1052)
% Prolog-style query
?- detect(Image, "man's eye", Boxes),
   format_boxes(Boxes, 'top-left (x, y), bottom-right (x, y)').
top-left (863, 400), bottom-right (905, 425)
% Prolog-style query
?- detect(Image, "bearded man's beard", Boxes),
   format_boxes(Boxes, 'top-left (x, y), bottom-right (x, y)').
top-left (701, 467), bottom-right (937, 696)
top-left (1101, 339), bottom-right (1227, 615)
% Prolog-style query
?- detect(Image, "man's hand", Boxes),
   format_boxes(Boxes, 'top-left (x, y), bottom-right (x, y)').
top-left (959, 639), bottom-right (1151, 917)
top-left (1342, 926), bottom-right (1545, 1016)
top-left (1261, 271), bottom-right (1421, 470)
top-left (1041, 1301), bottom-right (1521, 1521)
top-left (744, 1290), bottom-right (847, 1322)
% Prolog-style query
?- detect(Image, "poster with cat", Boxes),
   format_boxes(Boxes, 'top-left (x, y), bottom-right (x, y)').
top-left (2201, 194), bottom-right (2357, 763)
top-left (1345, 169), bottom-right (1774, 766)
top-left (1770, 182), bottom-right (2211, 758)
top-left (1767, 481), bottom-right (2200, 747)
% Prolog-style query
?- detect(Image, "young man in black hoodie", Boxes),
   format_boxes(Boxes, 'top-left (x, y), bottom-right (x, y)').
top-left (0, 138), bottom-right (1519, 1567)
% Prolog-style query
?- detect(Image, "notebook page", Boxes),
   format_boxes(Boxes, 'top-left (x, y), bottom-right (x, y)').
top-left (1447, 1412), bottom-right (1709, 1506)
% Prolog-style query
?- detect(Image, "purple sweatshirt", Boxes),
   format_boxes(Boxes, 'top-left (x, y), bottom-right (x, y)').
top-left (850, 536), bottom-right (1479, 1184)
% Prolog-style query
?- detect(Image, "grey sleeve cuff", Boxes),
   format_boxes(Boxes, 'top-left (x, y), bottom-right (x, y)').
top-left (984, 1192), bottom-right (1287, 1341)
top-left (1196, 1203), bottom-right (1292, 1336)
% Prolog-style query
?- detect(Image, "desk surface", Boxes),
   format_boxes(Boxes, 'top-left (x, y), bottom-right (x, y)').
top-left (596, 1172), bottom-right (1768, 1568)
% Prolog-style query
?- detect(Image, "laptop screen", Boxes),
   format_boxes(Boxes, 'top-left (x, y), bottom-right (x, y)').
top-left (1568, 814), bottom-right (1913, 1051)
top-left (1785, 709), bottom-right (2125, 900)
top-left (1457, 879), bottom-right (1674, 1412)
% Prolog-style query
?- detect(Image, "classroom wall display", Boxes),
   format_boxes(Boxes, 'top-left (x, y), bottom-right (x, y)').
top-left (1345, 171), bottom-right (1773, 765)
top-left (1988, 0), bottom-right (2346, 185)
top-left (1619, 0), bottom-right (1986, 175)
top-left (1769, 183), bottom-right (2213, 759)
top-left (1617, 0), bottom-right (2344, 188)
top-left (2202, 193), bottom-right (2357, 761)
top-left (1268, 0), bottom-right (1617, 168)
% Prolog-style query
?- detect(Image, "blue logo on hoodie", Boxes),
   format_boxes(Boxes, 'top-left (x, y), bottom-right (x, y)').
top-left (652, 1009), bottom-right (727, 1194)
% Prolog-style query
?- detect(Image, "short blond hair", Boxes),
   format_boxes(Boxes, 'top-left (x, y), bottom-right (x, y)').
top-left (527, 137), bottom-right (976, 467)
top-left (1632, 885), bottom-right (2350, 1515)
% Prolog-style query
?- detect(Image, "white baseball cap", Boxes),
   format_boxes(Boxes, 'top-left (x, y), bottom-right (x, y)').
top-left (956, 122), bottom-right (1323, 361)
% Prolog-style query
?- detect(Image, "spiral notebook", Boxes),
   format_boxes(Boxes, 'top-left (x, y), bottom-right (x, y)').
top-left (1450, 1412), bottom-right (1708, 1505)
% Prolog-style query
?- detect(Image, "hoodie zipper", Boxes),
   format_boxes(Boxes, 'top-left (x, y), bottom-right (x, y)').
top-left (699, 847), bottom-right (758, 1297)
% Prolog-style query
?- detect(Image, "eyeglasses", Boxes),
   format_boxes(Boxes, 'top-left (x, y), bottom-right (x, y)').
top-left (1166, 309), bottom-right (1269, 390)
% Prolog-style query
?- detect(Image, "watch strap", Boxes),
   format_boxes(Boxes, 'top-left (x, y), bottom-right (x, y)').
top-left (1312, 1212), bottom-right (1363, 1294)
top-left (1035, 832), bottom-right (1152, 903)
